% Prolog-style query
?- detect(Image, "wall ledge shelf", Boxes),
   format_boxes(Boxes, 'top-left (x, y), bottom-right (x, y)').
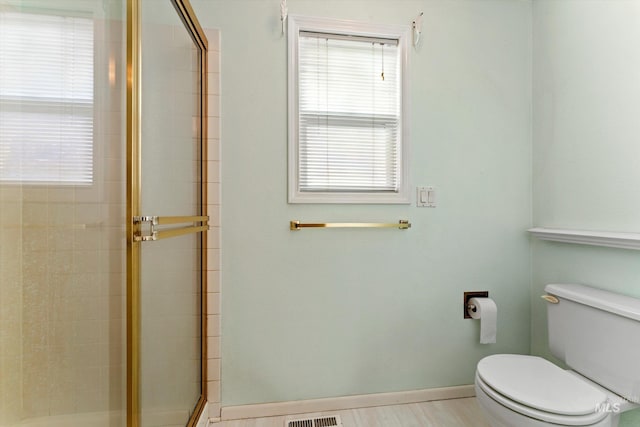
top-left (528, 227), bottom-right (640, 251)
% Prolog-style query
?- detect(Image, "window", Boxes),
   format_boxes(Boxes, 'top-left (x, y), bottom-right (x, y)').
top-left (288, 15), bottom-right (410, 204)
top-left (0, 10), bottom-right (94, 185)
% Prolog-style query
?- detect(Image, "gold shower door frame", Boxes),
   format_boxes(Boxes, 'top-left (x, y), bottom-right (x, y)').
top-left (126, 1), bottom-right (209, 427)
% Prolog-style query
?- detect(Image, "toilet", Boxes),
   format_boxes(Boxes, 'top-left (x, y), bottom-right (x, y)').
top-left (475, 283), bottom-right (640, 427)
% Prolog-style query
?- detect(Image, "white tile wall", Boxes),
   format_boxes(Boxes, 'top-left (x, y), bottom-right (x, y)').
top-left (205, 28), bottom-right (222, 420)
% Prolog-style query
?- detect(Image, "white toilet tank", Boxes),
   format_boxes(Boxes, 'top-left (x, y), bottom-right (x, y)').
top-left (545, 284), bottom-right (640, 404)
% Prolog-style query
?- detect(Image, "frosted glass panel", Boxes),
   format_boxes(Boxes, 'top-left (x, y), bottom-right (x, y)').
top-left (141, 2), bottom-right (201, 217)
top-left (0, 0), bottom-right (127, 425)
top-left (140, 0), bottom-right (203, 425)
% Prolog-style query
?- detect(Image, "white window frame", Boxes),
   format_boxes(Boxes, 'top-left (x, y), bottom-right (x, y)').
top-left (288, 15), bottom-right (411, 204)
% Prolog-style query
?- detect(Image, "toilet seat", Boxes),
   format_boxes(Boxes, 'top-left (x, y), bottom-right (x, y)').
top-left (476, 354), bottom-right (610, 426)
top-left (476, 372), bottom-right (609, 426)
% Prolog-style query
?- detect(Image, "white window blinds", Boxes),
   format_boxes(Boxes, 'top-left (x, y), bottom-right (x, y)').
top-left (297, 31), bottom-right (400, 193)
top-left (0, 11), bottom-right (94, 185)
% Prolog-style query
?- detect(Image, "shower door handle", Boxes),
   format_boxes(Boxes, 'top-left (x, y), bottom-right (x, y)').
top-left (133, 215), bottom-right (209, 242)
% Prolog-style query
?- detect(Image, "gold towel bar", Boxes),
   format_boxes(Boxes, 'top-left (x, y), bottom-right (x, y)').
top-left (290, 220), bottom-right (411, 231)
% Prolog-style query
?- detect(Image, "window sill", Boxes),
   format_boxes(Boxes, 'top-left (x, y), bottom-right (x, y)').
top-left (289, 190), bottom-right (410, 204)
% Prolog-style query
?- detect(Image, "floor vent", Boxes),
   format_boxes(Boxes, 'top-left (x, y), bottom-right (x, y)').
top-left (286, 415), bottom-right (342, 427)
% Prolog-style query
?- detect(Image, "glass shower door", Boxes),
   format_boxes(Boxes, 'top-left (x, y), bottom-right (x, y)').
top-left (1, 1), bottom-right (127, 425)
top-left (127, 1), bottom-right (208, 426)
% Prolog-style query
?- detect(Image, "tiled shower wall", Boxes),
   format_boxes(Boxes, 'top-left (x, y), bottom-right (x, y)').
top-left (205, 29), bottom-right (222, 419)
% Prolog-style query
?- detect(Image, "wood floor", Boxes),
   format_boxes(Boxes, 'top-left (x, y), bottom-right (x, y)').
top-left (211, 397), bottom-right (491, 427)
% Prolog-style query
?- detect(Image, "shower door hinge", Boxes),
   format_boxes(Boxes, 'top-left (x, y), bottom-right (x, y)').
top-left (133, 216), bottom-right (158, 241)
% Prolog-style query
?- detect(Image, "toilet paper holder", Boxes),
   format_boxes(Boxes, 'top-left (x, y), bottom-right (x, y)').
top-left (464, 291), bottom-right (489, 319)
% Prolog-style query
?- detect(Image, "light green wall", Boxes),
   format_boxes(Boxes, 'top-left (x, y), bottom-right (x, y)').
top-left (191, 0), bottom-right (532, 406)
top-left (532, 1), bottom-right (640, 424)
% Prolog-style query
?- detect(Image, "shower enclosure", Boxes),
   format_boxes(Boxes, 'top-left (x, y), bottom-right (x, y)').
top-left (0, 1), bottom-right (208, 426)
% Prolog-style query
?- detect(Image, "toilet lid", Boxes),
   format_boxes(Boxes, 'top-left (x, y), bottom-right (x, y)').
top-left (477, 354), bottom-right (608, 416)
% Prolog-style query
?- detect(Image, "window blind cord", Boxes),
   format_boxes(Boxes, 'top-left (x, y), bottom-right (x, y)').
top-left (381, 43), bottom-right (385, 81)
top-left (372, 42), bottom-right (376, 184)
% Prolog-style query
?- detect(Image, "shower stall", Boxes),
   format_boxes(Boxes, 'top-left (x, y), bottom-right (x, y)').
top-left (0, 1), bottom-right (208, 426)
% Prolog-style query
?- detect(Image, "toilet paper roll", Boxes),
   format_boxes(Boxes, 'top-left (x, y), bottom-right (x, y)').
top-left (468, 297), bottom-right (497, 344)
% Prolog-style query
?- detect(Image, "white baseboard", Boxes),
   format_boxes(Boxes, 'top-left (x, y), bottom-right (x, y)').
top-left (221, 384), bottom-right (475, 421)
